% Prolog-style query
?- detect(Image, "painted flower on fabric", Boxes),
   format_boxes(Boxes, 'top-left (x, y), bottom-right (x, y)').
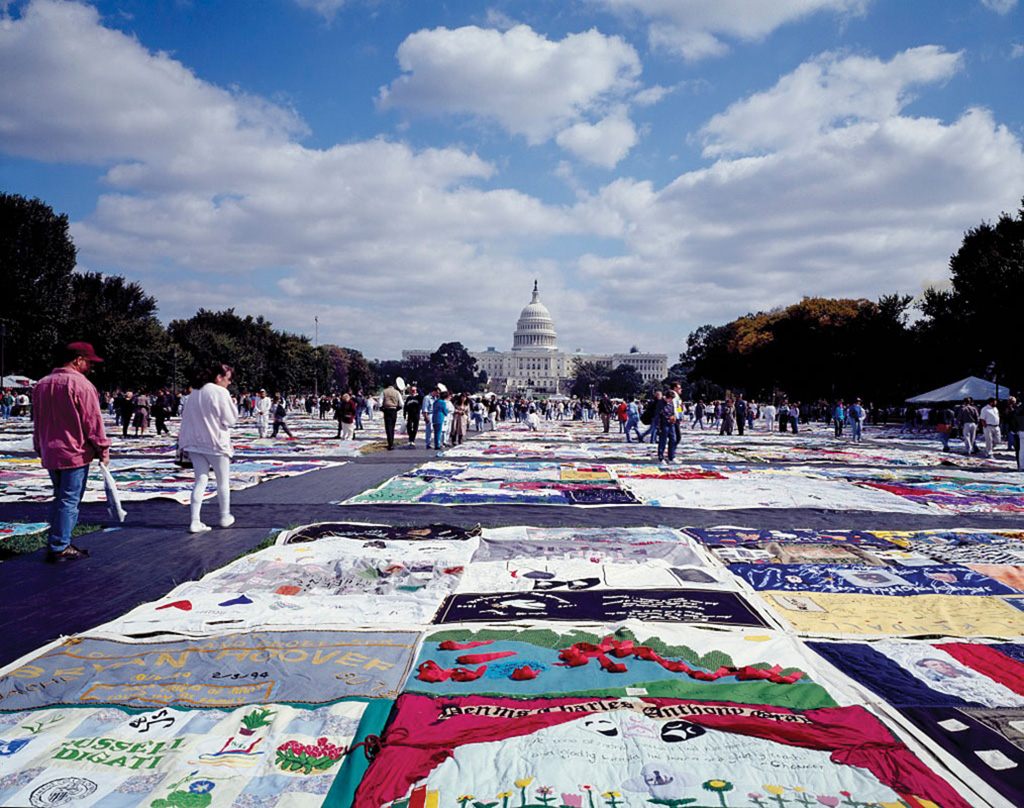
top-left (703, 780), bottom-right (734, 808)
top-left (816, 798), bottom-right (839, 807)
top-left (561, 794), bottom-right (583, 808)
top-left (458, 796), bottom-right (475, 808)
top-left (763, 785), bottom-right (785, 796)
top-left (189, 781), bottom-right (216, 794)
top-left (514, 779), bottom-right (534, 789)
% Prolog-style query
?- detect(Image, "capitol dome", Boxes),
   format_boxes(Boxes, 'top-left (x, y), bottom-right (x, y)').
top-left (512, 281), bottom-right (558, 352)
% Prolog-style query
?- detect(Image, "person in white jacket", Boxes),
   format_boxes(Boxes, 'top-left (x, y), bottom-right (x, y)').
top-left (177, 363), bottom-right (238, 533)
top-left (254, 388), bottom-right (272, 438)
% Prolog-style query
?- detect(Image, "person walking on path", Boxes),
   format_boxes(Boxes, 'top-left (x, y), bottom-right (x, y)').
top-left (421, 387), bottom-right (436, 450)
top-left (656, 390), bottom-right (679, 464)
top-left (132, 392), bottom-right (151, 436)
top-left (380, 381), bottom-right (402, 450)
top-left (403, 384), bottom-right (422, 446)
top-left (735, 395), bottom-right (748, 436)
top-left (833, 399), bottom-right (846, 439)
top-left (335, 392), bottom-right (357, 440)
top-left (980, 397), bottom-right (1001, 458)
top-left (177, 363), bottom-right (238, 533)
top-left (957, 397), bottom-right (979, 454)
top-left (848, 398), bottom-right (866, 443)
top-left (271, 396), bottom-right (294, 439)
top-left (624, 396), bottom-right (642, 442)
top-left (33, 342), bottom-right (111, 563)
top-left (598, 394), bottom-right (614, 433)
top-left (254, 389), bottom-right (271, 438)
top-left (1008, 400), bottom-right (1024, 470)
top-left (432, 390), bottom-right (452, 453)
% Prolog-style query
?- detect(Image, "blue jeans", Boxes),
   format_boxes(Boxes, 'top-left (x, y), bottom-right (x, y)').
top-left (47, 464), bottom-right (90, 553)
top-left (624, 417), bottom-right (642, 442)
top-left (851, 420), bottom-right (863, 442)
top-left (658, 423), bottom-right (678, 462)
top-left (423, 416), bottom-right (433, 448)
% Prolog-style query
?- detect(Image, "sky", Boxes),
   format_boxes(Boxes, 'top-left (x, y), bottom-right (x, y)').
top-left (1, 0), bottom-right (1023, 362)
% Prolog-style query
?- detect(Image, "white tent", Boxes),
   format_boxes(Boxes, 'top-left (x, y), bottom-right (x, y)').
top-left (905, 376), bottom-right (1010, 403)
top-left (2, 375), bottom-right (35, 389)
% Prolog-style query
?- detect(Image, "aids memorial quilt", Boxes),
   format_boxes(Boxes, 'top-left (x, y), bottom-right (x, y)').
top-left (730, 563), bottom-right (1019, 597)
top-left (473, 525), bottom-right (707, 567)
top-left (873, 529), bottom-right (1024, 566)
top-left (682, 526), bottom-right (921, 566)
top-left (433, 589), bottom-right (772, 628)
top-left (355, 694), bottom-right (974, 808)
top-left (0, 631), bottom-right (418, 711)
top-left (342, 462), bottom-right (641, 506)
top-left (761, 591), bottom-right (1024, 637)
top-left (406, 624), bottom-right (842, 709)
top-left (0, 456), bottom-right (345, 504)
top-left (278, 521), bottom-right (481, 545)
top-left (168, 536), bottom-right (476, 624)
top-left (809, 639), bottom-right (1024, 806)
top-left (0, 700), bottom-right (368, 808)
top-left (459, 526), bottom-right (728, 593)
top-left (0, 521), bottom-right (49, 540)
top-left (614, 465), bottom-right (940, 512)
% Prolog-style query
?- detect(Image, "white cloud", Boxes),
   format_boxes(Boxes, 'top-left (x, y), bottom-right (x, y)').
top-left (0, 0), bottom-right (587, 356)
top-left (981, 0), bottom-right (1018, 13)
top-left (1011, 43), bottom-right (1024, 59)
top-left (699, 46), bottom-right (963, 157)
top-left (555, 110), bottom-right (638, 168)
top-left (377, 24), bottom-right (643, 162)
top-left (291, 0), bottom-right (347, 21)
top-left (0, 0), bottom-right (306, 164)
top-left (571, 47), bottom-right (1024, 334)
top-left (593, 0), bottom-right (870, 60)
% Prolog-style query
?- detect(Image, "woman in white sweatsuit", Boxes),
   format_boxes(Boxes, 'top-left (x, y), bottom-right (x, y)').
top-left (178, 363), bottom-right (238, 533)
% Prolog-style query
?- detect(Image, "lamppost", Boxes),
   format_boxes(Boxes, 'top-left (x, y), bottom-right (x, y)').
top-left (172, 346), bottom-right (178, 396)
top-left (1, 323), bottom-right (6, 390)
top-left (313, 316), bottom-right (319, 399)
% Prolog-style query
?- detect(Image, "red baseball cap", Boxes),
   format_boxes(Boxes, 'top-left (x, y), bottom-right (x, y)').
top-left (67, 342), bottom-right (104, 363)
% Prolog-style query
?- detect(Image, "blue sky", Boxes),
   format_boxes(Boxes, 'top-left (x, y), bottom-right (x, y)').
top-left (2, 0), bottom-right (1023, 360)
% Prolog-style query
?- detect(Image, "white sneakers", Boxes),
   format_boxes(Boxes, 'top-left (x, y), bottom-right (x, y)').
top-left (190, 515), bottom-right (234, 533)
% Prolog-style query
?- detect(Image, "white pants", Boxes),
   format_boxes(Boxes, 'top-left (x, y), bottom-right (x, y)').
top-left (190, 452), bottom-right (231, 525)
top-left (983, 425), bottom-right (999, 457)
top-left (340, 421), bottom-right (355, 441)
top-left (961, 422), bottom-right (977, 453)
top-left (255, 413), bottom-right (269, 438)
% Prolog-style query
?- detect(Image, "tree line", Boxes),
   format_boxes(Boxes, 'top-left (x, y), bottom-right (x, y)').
top-left (3, 191), bottom-right (1022, 400)
top-left (681, 198), bottom-right (1024, 404)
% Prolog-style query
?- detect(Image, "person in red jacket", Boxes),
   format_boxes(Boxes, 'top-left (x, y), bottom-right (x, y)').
top-left (32, 342), bottom-right (111, 563)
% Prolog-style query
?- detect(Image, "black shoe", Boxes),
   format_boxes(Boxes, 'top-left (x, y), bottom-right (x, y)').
top-left (46, 544), bottom-right (90, 564)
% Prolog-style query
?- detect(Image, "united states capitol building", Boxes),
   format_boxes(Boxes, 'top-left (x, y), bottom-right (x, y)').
top-left (403, 282), bottom-right (668, 395)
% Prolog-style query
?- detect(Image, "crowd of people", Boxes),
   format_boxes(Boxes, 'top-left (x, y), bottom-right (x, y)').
top-left (18, 340), bottom-right (1024, 565)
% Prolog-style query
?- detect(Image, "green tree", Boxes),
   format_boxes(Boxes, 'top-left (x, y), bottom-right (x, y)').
top-left (600, 363), bottom-right (644, 398)
top-left (428, 341), bottom-right (483, 393)
top-left (63, 272), bottom-right (173, 391)
top-left (569, 359), bottom-right (610, 399)
top-left (0, 193), bottom-right (77, 377)
top-left (919, 198), bottom-right (1024, 392)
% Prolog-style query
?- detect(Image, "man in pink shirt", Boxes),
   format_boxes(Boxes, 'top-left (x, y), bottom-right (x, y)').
top-left (32, 342), bottom-right (111, 563)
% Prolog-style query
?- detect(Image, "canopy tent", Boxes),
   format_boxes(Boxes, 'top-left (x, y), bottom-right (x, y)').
top-left (1, 375), bottom-right (35, 389)
top-left (905, 375), bottom-right (1010, 403)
